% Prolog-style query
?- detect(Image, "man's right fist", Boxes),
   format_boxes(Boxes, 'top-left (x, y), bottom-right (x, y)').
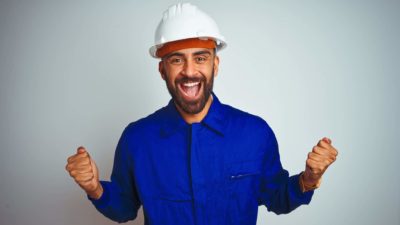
top-left (65, 146), bottom-right (103, 199)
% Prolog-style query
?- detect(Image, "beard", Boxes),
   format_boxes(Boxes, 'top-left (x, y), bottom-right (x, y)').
top-left (164, 69), bottom-right (214, 115)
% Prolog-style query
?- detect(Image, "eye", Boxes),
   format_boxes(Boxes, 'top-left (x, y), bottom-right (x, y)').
top-left (195, 56), bottom-right (207, 63)
top-left (169, 57), bottom-right (184, 65)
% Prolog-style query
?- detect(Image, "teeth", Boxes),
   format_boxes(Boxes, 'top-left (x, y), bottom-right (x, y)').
top-left (183, 82), bottom-right (200, 87)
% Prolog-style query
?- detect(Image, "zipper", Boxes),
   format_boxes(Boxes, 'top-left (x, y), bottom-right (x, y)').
top-left (230, 172), bottom-right (260, 179)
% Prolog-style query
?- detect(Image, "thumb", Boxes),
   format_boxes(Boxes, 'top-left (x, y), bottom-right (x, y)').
top-left (90, 157), bottom-right (99, 180)
top-left (322, 137), bottom-right (332, 145)
top-left (77, 146), bottom-right (87, 154)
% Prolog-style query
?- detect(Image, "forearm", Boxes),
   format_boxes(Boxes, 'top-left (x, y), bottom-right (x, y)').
top-left (89, 181), bottom-right (140, 223)
top-left (261, 171), bottom-right (314, 215)
top-left (273, 173), bottom-right (314, 214)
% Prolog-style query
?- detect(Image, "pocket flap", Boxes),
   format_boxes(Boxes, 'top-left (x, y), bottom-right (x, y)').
top-left (228, 159), bottom-right (262, 180)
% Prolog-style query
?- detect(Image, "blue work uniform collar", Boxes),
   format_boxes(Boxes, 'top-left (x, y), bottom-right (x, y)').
top-left (160, 92), bottom-right (226, 137)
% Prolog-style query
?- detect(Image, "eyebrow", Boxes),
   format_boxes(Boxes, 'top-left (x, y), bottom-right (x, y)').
top-left (192, 50), bottom-right (212, 56)
top-left (164, 50), bottom-right (212, 60)
top-left (164, 52), bottom-right (185, 59)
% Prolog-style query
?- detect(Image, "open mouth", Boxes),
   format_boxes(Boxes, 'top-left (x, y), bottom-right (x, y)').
top-left (178, 81), bottom-right (202, 101)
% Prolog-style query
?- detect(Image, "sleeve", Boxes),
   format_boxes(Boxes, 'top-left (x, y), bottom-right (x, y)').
top-left (88, 126), bottom-right (141, 222)
top-left (258, 123), bottom-right (313, 214)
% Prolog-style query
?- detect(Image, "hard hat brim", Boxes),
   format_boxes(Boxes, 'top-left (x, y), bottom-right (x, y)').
top-left (149, 37), bottom-right (226, 58)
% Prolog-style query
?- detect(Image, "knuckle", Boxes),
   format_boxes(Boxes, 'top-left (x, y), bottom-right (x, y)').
top-left (76, 176), bottom-right (86, 182)
top-left (76, 160), bottom-right (87, 167)
top-left (73, 174), bottom-right (82, 180)
top-left (78, 180), bottom-right (88, 187)
top-left (82, 158), bottom-right (90, 165)
top-left (66, 164), bottom-right (72, 171)
top-left (85, 168), bottom-right (93, 174)
top-left (317, 148), bottom-right (325, 155)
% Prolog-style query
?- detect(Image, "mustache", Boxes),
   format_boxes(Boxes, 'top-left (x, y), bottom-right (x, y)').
top-left (175, 76), bottom-right (206, 84)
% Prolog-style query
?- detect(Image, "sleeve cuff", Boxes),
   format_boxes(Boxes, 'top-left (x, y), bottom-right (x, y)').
top-left (288, 174), bottom-right (314, 205)
top-left (88, 181), bottom-right (111, 209)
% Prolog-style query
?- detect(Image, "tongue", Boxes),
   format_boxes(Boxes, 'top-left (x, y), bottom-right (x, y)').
top-left (182, 84), bottom-right (199, 97)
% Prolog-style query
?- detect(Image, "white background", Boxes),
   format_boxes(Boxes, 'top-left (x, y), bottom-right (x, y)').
top-left (0, 0), bottom-right (399, 224)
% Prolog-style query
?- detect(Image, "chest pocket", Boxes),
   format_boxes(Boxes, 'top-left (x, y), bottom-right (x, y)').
top-left (228, 159), bottom-right (262, 193)
top-left (226, 159), bottom-right (262, 223)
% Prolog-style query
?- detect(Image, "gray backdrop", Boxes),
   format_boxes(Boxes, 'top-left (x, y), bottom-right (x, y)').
top-left (1, 0), bottom-right (399, 225)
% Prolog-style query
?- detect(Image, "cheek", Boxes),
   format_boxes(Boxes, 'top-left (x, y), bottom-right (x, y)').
top-left (201, 65), bottom-right (215, 81)
top-left (165, 67), bottom-right (181, 80)
top-left (164, 72), bottom-right (178, 88)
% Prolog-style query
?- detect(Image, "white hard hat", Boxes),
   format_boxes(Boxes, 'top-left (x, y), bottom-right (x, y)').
top-left (149, 3), bottom-right (227, 58)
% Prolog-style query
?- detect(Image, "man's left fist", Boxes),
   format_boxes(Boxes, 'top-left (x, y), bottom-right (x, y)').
top-left (301, 137), bottom-right (338, 192)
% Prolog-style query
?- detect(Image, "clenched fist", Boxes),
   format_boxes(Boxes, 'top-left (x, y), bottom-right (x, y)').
top-left (65, 146), bottom-right (103, 199)
top-left (300, 137), bottom-right (338, 192)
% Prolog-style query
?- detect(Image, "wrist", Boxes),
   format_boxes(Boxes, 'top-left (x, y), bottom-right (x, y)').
top-left (87, 182), bottom-right (103, 200)
top-left (299, 172), bottom-right (322, 193)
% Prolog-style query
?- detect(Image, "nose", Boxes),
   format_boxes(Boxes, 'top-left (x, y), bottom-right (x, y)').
top-left (182, 59), bottom-right (197, 77)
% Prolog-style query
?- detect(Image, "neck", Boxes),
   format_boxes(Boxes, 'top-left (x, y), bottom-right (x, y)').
top-left (175, 95), bottom-right (213, 124)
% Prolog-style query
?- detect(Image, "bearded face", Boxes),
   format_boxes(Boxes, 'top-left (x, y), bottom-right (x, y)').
top-left (160, 48), bottom-right (218, 115)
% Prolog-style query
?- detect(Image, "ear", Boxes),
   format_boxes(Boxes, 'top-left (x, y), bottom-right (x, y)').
top-left (159, 61), bottom-right (166, 80)
top-left (213, 55), bottom-right (220, 78)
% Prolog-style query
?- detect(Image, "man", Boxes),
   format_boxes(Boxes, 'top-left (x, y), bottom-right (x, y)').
top-left (66, 3), bottom-right (338, 225)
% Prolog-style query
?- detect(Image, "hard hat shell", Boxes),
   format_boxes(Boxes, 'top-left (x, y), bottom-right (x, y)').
top-left (149, 3), bottom-right (227, 58)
